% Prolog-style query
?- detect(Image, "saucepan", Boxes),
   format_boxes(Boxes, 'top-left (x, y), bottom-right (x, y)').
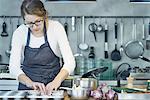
top-left (60, 86), bottom-right (89, 99)
top-left (73, 77), bottom-right (97, 90)
top-left (81, 67), bottom-right (108, 89)
top-left (62, 76), bottom-right (98, 91)
top-left (74, 67), bottom-right (108, 90)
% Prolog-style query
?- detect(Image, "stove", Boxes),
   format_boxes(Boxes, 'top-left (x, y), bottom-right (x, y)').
top-left (131, 66), bottom-right (150, 73)
top-left (130, 66), bottom-right (150, 80)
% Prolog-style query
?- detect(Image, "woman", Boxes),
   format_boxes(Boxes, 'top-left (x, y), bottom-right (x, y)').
top-left (9, 0), bottom-right (75, 95)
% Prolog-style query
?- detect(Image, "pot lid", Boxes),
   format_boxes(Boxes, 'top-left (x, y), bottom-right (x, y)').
top-left (81, 67), bottom-right (108, 78)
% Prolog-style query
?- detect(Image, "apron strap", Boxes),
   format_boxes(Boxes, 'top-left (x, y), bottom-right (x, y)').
top-left (26, 20), bottom-right (48, 46)
top-left (26, 28), bottom-right (31, 46)
top-left (43, 20), bottom-right (48, 43)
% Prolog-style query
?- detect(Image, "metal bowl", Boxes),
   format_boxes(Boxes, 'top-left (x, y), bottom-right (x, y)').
top-left (73, 78), bottom-right (97, 90)
top-left (71, 89), bottom-right (89, 99)
top-left (60, 87), bottom-right (89, 99)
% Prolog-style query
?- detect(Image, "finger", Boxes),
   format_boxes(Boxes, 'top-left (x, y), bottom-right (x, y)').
top-left (47, 90), bottom-right (52, 96)
top-left (32, 84), bottom-right (37, 90)
top-left (37, 84), bottom-right (44, 93)
top-left (54, 86), bottom-right (59, 91)
top-left (46, 87), bottom-right (53, 95)
top-left (41, 84), bottom-right (46, 94)
top-left (39, 83), bottom-right (46, 94)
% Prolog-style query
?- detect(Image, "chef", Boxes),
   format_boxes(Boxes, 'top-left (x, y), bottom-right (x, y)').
top-left (9, 0), bottom-right (75, 95)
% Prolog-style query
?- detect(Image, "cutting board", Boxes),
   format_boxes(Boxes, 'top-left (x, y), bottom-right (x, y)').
top-left (112, 85), bottom-right (148, 93)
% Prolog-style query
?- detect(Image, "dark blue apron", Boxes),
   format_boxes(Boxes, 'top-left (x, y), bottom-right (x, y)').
top-left (18, 21), bottom-right (61, 90)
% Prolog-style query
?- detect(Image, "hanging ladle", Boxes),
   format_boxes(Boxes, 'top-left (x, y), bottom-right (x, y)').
top-left (79, 16), bottom-right (89, 50)
top-left (1, 16), bottom-right (8, 37)
top-left (97, 17), bottom-right (103, 32)
top-left (74, 17), bottom-right (83, 57)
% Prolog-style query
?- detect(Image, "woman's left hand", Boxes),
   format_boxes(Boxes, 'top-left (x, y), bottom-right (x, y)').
top-left (46, 79), bottom-right (61, 95)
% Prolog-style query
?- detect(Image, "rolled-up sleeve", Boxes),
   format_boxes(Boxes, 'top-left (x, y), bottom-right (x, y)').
top-left (9, 27), bottom-right (25, 79)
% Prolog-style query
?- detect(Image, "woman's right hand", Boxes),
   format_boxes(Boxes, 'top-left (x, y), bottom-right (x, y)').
top-left (27, 82), bottom-right (46, 94)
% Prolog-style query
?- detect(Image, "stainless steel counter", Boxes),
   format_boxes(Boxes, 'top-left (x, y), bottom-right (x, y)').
top-left (0, 80), bottom-right (18, 90)
top-left (98, 80), bottom-right (147, 86)
top-left (118, 93), bottom-right (150, 100)
top-left (0, 90), bottom-right (64, 99)
top-left (0, 90), bottom-right (150, 100)
top-left (0, 73), bottom-right (149, 100)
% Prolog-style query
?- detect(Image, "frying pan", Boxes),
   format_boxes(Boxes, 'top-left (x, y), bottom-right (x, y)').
top-left (82, 67), bottom-right (108, 78)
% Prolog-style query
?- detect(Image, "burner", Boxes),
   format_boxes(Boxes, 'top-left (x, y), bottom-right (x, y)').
top-left (132, 66), bottom-right (150, 73)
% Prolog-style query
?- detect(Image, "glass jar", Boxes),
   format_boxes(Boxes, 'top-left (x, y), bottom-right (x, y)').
top-left (86, 58), bottom-right (95, 71)
top-left (75, 56), bottom-right (86, 75)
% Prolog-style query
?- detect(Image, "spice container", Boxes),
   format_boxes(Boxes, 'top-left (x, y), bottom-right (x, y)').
top-left (127, 76), bottom-right (134, 88)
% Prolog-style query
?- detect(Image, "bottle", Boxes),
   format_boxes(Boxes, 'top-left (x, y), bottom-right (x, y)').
top-left (88, 46), bottom-right (95, 59)
top-left (87, 47), bottom-right (95, 70)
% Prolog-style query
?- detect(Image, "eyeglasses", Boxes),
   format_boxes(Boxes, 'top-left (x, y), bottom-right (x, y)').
top-left (24, 19), bottom-right (44, 28)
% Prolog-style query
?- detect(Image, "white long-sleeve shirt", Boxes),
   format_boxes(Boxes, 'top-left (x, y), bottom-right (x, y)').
top-left (9, 20), bottom-right (75, 79)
